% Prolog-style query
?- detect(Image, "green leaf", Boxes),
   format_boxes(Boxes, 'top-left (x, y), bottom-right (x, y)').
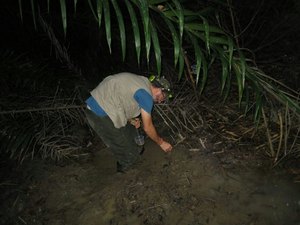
top-left (139, 0), bottom-right (151, 64)
top-left (185, 23), bottom-right (224, 34)
top-left (233, 50), bottom-right (247, 105)
top-left (103, 0), bottom-right (111, 53)
top-left (199, 55), bottom-right (208, 94)
top-left (172, 0), bottom-right (184, 45)
top-left (111, 0), bottom-right (126, 61)
top-left (150, 21), bottom-right (161, 75)
top-left (227, 37), bottom-right (233, 71)
top-left (163, 8), bottom-right (201, 18)
top-left (30, 0), bottom-right (37, 30)
top-left (233, 59), bottom-right (245, 105)
top-left (74, 0), bottom-right (78, 14)
top-left (222, 71), bottom-right (232, 102)
top-left (59, 0), bottom-right (67, 37)
top-left (239, 50), bottom-right (246, 90)
top-left (149, 0), bottom-right (169, 4)
top-left (160, 13), bottom-right (180, 67)
top-left (166, 0), bottom-right (184, 47)
top-left (124, 0), bottom-right (141, 64)
top-left (209, 36), bottom-right (229, 45)
top-left (87, 0), bottom-right (98, 21)
top-left (47, 0), bottom-right (50, 14)
top-left (243, 87), bottom-right (250, 115)
top-left (200, 16), bottom-right (210, 54)
top-left (178, 50), bottom-right (184, 79)
top-left (96, 0), bottom-right (103, 28)
top-left (188, 34), bottom-right (202, 85)
top-left (18, 0), bottom-right (23, 22)
top-left (219, 53), bottom-right (229, 94)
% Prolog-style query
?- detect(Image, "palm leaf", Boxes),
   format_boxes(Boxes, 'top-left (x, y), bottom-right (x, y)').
top-left (178, 49), bottom-right (184, 79)
top-left (18, 0), bottom-right (23, 21)
top-left (188, 33), bottom-right (202, 85)
top-left (227, 37), bottom-right (234, 71)
top-left (30, 0), bottom-right (37, 30)
top-left (138, 0), bottom-right (151, 64)
top-left (254, 92), bottom-right (263, 123)
top-left (185, 23), bottom-right (224, 34)
top-left (74, 0), bottom-right (78, 14)
top-left (232, 61), bottom-right (243, 105)
top-left (87, 0), bottom-right (98, 21)
top-left (150, 20), bottom-right (161, 75)
top-left (124, 0), bottom-right (141, 64)
top-left (172, 0), bottom-right (184, 45)
top-left (165, 0), bottom-right (184, 48)
top-left (149, 0), bottom-right (169, 4)
top-left (103, 0), bottom-right (111, 53)
top-left (59, 0), bottom-right (67, 36)
top-left (96, 0), bottom-right (103, 28)
top-left (159, 9), bottom-right (180, 67)
top-left (219, 50), bottom-right (229, 94)
top-left (199, 54), bottom-right (208, 95)
top-left (200, 15), bottom-right (210, 54)
top-left (111, 0), bottom-right (126, 61)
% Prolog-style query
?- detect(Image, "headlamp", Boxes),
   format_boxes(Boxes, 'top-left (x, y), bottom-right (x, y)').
top-left (149, 75), bottom-right (173, 99)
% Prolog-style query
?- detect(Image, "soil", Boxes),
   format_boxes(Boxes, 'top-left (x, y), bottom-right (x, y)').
top-left (2, 137), bottom-right (300, 225)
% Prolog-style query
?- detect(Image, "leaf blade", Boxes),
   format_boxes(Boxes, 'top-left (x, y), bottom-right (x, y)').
top-left (59, 0), bottom-right (67, 36)
top-left (150, 20), bottom-right (161, 75)
top-left (124, 0), bottom-right (141, 64)
top-left (103, 0), bottom-right (111, 53)
top-left (111, 0), bottom-right (126, 61)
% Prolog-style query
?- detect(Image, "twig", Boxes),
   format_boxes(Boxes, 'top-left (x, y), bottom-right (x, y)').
top-left (262, 107), bottom-right (275, 157)
top-left (18, 216), bottom-right (27, 225)
top-left (0, 105), bottom-right (86, 115)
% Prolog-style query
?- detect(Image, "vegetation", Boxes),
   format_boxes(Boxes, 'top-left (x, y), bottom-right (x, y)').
top-left (1, 0), bottom-right (299, 165)
top-left (0, 52), bottom-right (87, 162)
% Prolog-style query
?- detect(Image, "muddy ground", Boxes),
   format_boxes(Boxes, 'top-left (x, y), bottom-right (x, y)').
top-left (1, 135), bottom-right (300, 225)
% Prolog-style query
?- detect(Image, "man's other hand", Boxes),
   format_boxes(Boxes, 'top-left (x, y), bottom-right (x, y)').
top-left (160, 141), bottom-right (172, 152)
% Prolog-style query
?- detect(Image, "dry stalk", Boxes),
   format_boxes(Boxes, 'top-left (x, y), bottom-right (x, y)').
top-left (262, 107), bottom-right (275, 157)
top-left (275, 111), bottom-right (283, 162)
top-left (153, 90), bottom-right (204, 145)
top-left (0, 105), bottom-right (86, 115)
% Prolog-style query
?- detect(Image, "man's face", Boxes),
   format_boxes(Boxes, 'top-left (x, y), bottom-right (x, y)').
top-left (153, 88), bottom-right (166, 103)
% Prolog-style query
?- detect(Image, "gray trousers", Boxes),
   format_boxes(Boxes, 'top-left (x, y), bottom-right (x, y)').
top-left (85, 109), bottom-right (142, 170)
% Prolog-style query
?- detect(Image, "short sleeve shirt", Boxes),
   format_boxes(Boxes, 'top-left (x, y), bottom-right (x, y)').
top-left (86, 88), bottom-right (153, 116)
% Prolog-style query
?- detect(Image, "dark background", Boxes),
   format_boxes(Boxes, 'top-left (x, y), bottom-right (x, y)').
top-left (1, 0), bottom-right (299, 86)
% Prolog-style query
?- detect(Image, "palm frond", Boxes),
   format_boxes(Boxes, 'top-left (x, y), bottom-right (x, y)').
top-left (103, 0), bottom-right (112, 53)
top-left (111, 0), bottom-right (126, 61)
top-left (124, 0), bottom-right (141, 64)
top-left (30, 0), bottom-right (37, 30)
top-left (0, 52), bottom-right (89, 163)
top-left (59, 0), bottom-right (67, 36)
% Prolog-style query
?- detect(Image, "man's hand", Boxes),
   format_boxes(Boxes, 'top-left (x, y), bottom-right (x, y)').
top-left (140, 109), bottom-right (173, 152)
top-left (129, 118), bottom-right (141, 128)
top-left (159, 140), bottom-right (173, 152)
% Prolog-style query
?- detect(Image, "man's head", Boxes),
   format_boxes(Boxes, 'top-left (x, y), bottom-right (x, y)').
top-left (149, 75), bottom-right (172, 103)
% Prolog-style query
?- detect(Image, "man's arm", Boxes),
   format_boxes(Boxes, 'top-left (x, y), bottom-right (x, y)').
top-left (141, 108), bottom-right (172, 152)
